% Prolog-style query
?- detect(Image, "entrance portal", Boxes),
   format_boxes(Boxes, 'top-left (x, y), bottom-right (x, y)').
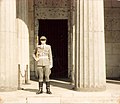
top-left (38, 19), bottom-right (68, 79)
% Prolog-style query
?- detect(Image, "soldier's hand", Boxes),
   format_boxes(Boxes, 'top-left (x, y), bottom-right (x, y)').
top-left (35, 57), bottom-right (39, 61)
top-left (49, 65), bottom-right (53, 69)
top-left (33, 54), bottom-right (39, 61)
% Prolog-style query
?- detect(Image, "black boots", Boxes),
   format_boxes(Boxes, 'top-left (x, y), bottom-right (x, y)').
top-left (36, 82), bottom-right (43, 94)
top-left (36, 82), bottom-right (52, 94)
top-left (46, 82), bottom-right (52, 94)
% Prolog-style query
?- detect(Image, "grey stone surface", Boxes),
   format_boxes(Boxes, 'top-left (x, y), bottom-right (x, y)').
top-left (106, 66), bottom-right (120, 78)
top-left (104, 0), bottom-right (112, 8)
top-left (105, 0), bottom-right (120, 79)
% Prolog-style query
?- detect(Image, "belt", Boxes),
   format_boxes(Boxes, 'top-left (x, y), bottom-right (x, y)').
top-left (39, 56), bottom-right (48, 58)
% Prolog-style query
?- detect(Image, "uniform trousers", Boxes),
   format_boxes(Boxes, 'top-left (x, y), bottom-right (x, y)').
top-left (37, 65), bottom-right (51, 82)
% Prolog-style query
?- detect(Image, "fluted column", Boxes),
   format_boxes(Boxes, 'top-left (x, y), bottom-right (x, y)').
top-left (74, 0), bottom-right (106, 91)
top-left (0, 0), bottom-right (17, 91)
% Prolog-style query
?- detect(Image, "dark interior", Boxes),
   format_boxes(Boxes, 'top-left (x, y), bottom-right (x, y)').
top-left (38, 19), bottom-right (68, 79)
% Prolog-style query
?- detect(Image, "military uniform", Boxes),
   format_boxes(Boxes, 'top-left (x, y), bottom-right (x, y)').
top-left (33, 36), bottom-right (53, 94)
top-left (34, 44), bottom-right (53, 81)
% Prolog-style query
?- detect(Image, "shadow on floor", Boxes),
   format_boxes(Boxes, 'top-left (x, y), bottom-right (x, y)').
top-left (49, 78), bottom-right (74, 90)
top-left (31, 77), bottom-right (74, 90)
top-left (21, 78), bottom-right (74, 93)
top-left (51, 80), bottom-right (74, 90)
top-left (22, 88), bottom-right (38, 92)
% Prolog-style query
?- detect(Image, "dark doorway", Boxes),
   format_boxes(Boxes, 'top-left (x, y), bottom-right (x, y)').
top-left (38, 19), bottom-right (68, 79)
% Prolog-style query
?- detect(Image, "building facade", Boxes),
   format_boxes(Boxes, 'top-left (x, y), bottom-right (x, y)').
top-left (0, 0), bottom-right (120, 91)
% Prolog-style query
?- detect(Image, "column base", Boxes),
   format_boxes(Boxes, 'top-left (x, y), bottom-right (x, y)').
top-left (73, 86), bottom-right (106, 92)
top-left (0, 87), bottom-right (17, 92)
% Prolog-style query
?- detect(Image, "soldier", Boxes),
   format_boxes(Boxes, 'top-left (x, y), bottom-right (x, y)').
top-left (33, 36), bottom-right (53, 94)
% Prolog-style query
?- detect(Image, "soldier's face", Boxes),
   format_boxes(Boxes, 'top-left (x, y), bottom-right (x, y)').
top-left (40, 40), bottom-right (46, 44)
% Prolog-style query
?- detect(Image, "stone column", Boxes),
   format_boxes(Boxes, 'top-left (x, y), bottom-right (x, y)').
top-left (70, 0), bottom-right (75, 85)
top-left (0, 0), bottom-right (18, 91)
top-left (74, 0), bottom-right (106, 91)
top-left (28, 0), bottom-right (35, 79)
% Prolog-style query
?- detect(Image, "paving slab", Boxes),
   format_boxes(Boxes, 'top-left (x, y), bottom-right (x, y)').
top-left (27, 96), bottom-right (60, 103)
top-left (0, 80), bottom-right (120, 104)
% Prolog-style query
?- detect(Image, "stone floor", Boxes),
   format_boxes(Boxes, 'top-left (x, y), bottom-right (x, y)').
top-left (0, 79), bottom-right (120, 104)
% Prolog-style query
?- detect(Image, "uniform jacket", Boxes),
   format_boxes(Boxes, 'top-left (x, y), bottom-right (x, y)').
top-left (33, 44), bottom-right (53, 67)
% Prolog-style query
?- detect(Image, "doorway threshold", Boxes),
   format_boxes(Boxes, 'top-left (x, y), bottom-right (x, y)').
top-left (106, 79), bottom-right (120, 84)
top-left (51, 78), bottom-right (71, 82)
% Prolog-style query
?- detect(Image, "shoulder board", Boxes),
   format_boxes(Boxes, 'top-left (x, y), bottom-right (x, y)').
top-left (46, 45), bottom-right (51, 48)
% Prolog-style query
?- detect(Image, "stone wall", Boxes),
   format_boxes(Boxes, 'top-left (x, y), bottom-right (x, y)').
top-left (34, 0), bottom-right (71, 39)
top-left (104, 0), bottom-right (120, 79)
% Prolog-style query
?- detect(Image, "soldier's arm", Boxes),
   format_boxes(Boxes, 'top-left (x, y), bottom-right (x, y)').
top-left (32, 47), bottom-right (38, 61)
top-left (48, 45), bottom-right (53, 68)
